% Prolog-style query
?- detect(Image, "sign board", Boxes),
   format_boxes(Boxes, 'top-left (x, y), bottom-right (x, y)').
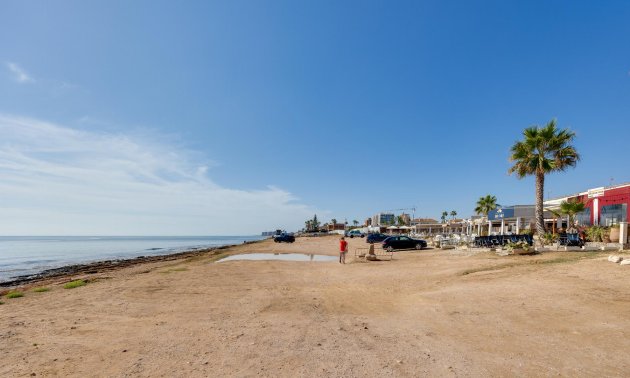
top-left (488, 208), bottom-right (514, 219)
top-left (587, 187), bottom-right (605, 198)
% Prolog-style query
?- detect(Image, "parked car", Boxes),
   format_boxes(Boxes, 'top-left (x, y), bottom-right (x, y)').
top-left (274, 233), bottom-right (295, 243)
top-left (366, 233), bottom-right (390, 243)
top-left (345, 229), bottom-right (365, 238)
top-left (382, 236), bottom-right (427, 251)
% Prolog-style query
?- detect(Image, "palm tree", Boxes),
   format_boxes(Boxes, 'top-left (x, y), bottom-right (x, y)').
top-left (353, 220), bottom-right (359, 227)
top-left (331, 218), bottom-right (337, 225)
top-left (560, 200), bottom-right (585, 232)
top-left (509, 119), bottom-right (580, 236)
top-left (441, 211), bottom-right (448, 223)
top-left (475, 195), bottom-right (498, 235)
top-left (545, 207), bottom-right (563, 234)
top-left (450, 210), bottom-right (457, 220)
top-left (475, 195), bottom-right (498, 218)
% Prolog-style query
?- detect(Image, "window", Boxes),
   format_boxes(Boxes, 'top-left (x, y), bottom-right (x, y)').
top-left (576, 207), bottom-right (591, 226)
top-left (600, 204), bottom-right (627, 226)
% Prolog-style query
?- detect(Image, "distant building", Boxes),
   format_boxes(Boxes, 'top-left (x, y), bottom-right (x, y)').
top-left (371, 213), bottom-right (395, 226)
top-left (400, 213), bottom-right (411, 226)
top-left (364, 218), bottom-right (372, 226)
top-left (327, 223), bottom-right (346, 232)
top-left (411, 218), bottom-right (439, 225)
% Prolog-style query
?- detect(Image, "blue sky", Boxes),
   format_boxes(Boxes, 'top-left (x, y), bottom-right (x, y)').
top-left (1, 1), bottom-right (629, 235)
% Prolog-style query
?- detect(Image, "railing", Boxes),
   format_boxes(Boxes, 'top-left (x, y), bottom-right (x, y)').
top-left (354, 246), bottom-right (394, 261)
top-left (472, 235), bottom-right (534, 248)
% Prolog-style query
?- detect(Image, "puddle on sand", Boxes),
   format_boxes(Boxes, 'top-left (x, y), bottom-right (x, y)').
top-left (216, 253), bottom-right (337, 263)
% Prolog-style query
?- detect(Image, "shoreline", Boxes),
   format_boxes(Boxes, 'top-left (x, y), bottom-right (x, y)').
top-left (2, 235), bottom-right (629, 376)
top-left (0, 239), bottom-right (264, 289)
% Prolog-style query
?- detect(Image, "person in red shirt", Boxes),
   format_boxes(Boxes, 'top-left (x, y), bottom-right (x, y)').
top-left (339, 236), bottom-right (348, 264)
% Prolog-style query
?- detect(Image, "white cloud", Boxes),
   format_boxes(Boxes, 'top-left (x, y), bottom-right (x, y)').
top-left (6, 62), bottom-right (34, 83)
top-left (0, 115), bottom-right (318, 235)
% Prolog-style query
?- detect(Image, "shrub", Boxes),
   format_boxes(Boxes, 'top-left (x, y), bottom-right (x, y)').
top-left (6, 291), bottom-right (24, 299)
top-left (33, 287), bottom-right (50, 293)
top-left (63, 280), bottom-right (86, 289)
top-left (541, 233), bottom-right (558, 246)
top-left (585, 226), bottom-right (606, 242)
top-left (506, 240), bottom-right (531, 252)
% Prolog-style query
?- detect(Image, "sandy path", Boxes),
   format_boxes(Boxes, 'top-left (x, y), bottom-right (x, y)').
top-left (1, 235), bottom-right (629, 377)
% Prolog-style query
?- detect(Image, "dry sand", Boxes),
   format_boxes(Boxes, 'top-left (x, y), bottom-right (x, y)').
top-left (1, 235), bottom-right (629, 377)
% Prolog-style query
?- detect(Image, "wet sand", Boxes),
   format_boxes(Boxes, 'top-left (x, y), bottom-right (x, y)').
top-left (1, 235), bottom-right (629, 377)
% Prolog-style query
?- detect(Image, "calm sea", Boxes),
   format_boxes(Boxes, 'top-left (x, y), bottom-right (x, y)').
top-left (0, 235), bottom-right (265, 282)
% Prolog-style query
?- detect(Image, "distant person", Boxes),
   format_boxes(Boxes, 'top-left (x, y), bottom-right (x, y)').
top-left (339, 236), bottom-right (348, 264)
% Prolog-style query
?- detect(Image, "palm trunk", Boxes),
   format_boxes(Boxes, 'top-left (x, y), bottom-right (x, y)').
top-left (535, 171), bottom-right (546, 236)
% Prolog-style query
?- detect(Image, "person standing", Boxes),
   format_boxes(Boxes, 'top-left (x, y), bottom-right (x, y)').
top-left (339, 236), bottom-right (348, 264)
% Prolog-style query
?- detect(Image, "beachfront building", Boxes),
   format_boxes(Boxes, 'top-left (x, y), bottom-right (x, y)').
top-left (412, 218), bottom-right (469, 236)
top-left (470, 205), bottom-right (539, 236)
top-left (544, 182), bottom-right (630, 227)
top-left (327, 223), bottom-right (346, 232)
top-left (371, 213), bottom-right (395, 226)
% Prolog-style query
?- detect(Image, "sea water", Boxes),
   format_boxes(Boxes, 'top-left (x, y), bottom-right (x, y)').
top-left (0, 235), bottom-right (264, 282)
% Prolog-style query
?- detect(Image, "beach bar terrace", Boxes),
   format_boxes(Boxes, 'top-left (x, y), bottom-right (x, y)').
top-left (412, 219), bottom-right (469, 236)
top-left (481, 205), bottom-right (536, 235)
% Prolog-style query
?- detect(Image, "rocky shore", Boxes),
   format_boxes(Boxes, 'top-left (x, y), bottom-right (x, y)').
top-left (0, 239), bottom-right (262, 289)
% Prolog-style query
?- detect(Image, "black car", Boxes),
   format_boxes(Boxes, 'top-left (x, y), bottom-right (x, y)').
top-left (382, 236), bottom-right (427, 251)
top-left (274, 233), bottom-right (295, 243)
top-left (366, 233), bottom-right (390, 244)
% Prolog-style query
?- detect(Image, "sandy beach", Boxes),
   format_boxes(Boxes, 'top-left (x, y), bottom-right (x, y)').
top-left (1, 235), bottom-right (629, 377)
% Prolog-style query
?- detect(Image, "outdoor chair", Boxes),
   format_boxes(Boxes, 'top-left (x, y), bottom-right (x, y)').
top-left (474, 236), bottom-right (481, 247)
top-left (483, 236), bottom-right (493, 247)
top-left (489, 235), bottom-right (501, 247)
top-left (558, 233), bottom-right (569, 246)
top-left (474, 236), bottom-right (490, 247)
top-left (565, 233), bottom-right (584, 247)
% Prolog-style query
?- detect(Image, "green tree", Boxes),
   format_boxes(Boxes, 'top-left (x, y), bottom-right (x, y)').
top-left (450, 210), bottom-right (457, 220)
top-left (441, 211), bottom-right (448, 223)
top-left (545, 207), bottom-right (563, 234)
top-left (352, 220), bottom-right (359, 227)
top-left (305, 215), bottom-right (321, 232)
top-left (475, 195), bottom-right (498, 219)
top-left (560, 200), bottom-right (586, 231)
top-left (312, 214), bottom-right (320, 229)
top-left (508, 119), bottom-right (580, 235)
top-left (331, 218), bottom-right (337, 225)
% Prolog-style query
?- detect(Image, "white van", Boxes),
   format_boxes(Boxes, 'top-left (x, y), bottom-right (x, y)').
top-left (345, 229), bottom-right (365, 238)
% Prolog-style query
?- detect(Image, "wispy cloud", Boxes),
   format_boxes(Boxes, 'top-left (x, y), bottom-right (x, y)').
top-left (0, 115), bottom-right (318, 235)
top-left (6, 62), bottom-right (34, 83)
